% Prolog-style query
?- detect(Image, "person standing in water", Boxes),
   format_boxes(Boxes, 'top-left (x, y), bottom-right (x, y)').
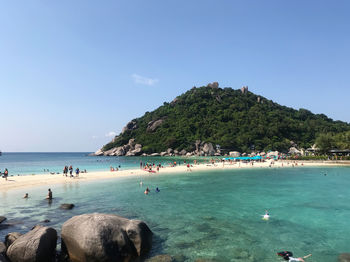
top-left (46, 188), bottom-right (53, 200)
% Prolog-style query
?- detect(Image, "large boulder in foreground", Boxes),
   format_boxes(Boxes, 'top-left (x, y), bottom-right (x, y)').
top-left (6, 225), bottom-right (57, 262)
top-left (61, 213), bottom-right (153, 262)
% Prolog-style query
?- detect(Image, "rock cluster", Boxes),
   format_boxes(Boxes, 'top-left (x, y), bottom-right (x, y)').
top-left (0, 213), bottom-right (153, 262)
top-left (96, 140), bottom-right (220, 157)
top-left (95, 139), bottom-right (143, 157)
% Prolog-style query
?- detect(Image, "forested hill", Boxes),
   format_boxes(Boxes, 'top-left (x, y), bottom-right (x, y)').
top-left (103, 84), bottom-right (350, 154)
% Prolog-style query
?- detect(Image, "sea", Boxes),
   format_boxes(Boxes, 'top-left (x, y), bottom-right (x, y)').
top-left (1, 152), bottom-right (350, 262)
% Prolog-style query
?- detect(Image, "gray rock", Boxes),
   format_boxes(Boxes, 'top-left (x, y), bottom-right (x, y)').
top-left (207, 82), bottom-right (219, 89)
top-left (94, 149), bottom-right (104, 156)
top-left (0, 217), bottom-right (5, 224)
top-left (132, 147), bottom-right (143, 156)
top-left (186, 152), bottom-right (192, 157)
top-left (60, 204), bottom-right (75, 210)
top-left (61, 213), bottom-right (153, 262)
top-left (147, 119), bottom-right (164, 132)
top-left (167, 148), bottom-right (173, 154)
top-left (0, 242), bottom-right (6, 255)
top-left (103, 148), bottom-right (117, 156)
top-left (128, 139), bottom-right (136, 148)
top-left (339, 253), bottom-right (350, 262)
top-left (151, 153), bottom-right (160, 157)
top-left (160, 152), bottom-right (167, 157)
top-left (121, 121), bottom-right (137, 134)
top-left (135, 144), bottom-right (142, 149)
top-left (4, 232), bottom-right (22, 248)
top-left (7, 225), bottom-right (57, 262)
top-left (115, 147), bottom-right (125, 156)
top-left (125, 151), bottom-right (136, 156)
top-left (146, 254), bottom-right (174, 262)
top-left (203, 143), bottom-right (215, 156)
top-left (179, 149), bottom-right (187, 155)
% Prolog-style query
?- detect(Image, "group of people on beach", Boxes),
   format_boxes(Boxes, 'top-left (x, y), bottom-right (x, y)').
top-left (63, 165), bottom-right (81, 178)
top-left (110, 165), bottom-right (121, 172)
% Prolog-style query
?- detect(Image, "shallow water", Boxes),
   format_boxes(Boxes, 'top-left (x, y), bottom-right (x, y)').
top-left (1, 166), bottom-right (350, 261)
top-left (0, 152), bottom-right (209, 175)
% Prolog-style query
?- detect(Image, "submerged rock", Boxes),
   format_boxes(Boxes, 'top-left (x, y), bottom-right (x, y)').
top-left (61, 213), bottom-right (153, 262)
top-left (338, 253), bottom-right (350, 262)
top-left (60, 203), bottom-right (75, 210)
top-left (6, 225), bottom-right (57, 262)
top-left (146, 254), bottom-right (174, 262)
top-left (0, 217), bottom-right (6, 224)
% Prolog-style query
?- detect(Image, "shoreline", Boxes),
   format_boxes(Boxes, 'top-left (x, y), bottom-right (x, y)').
top-left (1, 160), bottom-right (349, 192)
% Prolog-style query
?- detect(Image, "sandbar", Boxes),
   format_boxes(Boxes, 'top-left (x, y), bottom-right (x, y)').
top-left (0, 160), bottom-right (348, 192)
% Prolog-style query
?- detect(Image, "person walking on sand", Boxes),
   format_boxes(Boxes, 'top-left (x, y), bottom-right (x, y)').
top-left (75, 167), bottom-right (80, 177)
top-left (46, 188), bottom-right (53, 200)
top-left (4, 168), bottom-right (8, 181)
top-left (69, 166), bottom-right (73, 177)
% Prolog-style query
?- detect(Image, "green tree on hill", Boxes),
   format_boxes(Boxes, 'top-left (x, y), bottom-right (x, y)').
top-left (103, 85), bottom-right (350, 153)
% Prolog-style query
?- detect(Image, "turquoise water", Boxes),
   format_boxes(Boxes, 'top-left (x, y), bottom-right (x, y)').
top-left (1, 165), bottom-right (350, 261)
top-left (0, 152), bottom-right (209, 175)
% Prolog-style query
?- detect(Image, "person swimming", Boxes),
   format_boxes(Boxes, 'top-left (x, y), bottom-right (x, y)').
top-left (262, 210), bottom-right (270, 220)
top-left (156, 187), bottom-right (160, 192)
top-left (144, 187), bottom-right (150, 195)
top-left (23, 193), bottom-right (29, 199)
top-left (277, 251), bottom-right (312, 261)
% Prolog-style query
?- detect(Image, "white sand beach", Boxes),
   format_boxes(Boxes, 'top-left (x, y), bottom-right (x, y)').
top-left (1, 160), bottom-right (345, 192)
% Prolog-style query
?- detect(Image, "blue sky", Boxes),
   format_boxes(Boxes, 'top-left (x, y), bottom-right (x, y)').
top-left (1, 0), bottom-right (349, 152)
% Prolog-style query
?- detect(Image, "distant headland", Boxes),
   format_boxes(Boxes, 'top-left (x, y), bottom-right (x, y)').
top-left (94, 83), bottom-right (350, 158)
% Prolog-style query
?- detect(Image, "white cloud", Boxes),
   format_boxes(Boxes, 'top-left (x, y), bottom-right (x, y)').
top-left (105, 131), bottom-right (117, 138)
top-left (92, 135), bottom-right (98, 139)
top-left (132, 74), bottom-right (159, 86)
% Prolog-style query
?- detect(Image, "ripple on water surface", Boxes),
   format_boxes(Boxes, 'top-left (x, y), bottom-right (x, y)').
top-left (1, 167), bottom-right (350, 261)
